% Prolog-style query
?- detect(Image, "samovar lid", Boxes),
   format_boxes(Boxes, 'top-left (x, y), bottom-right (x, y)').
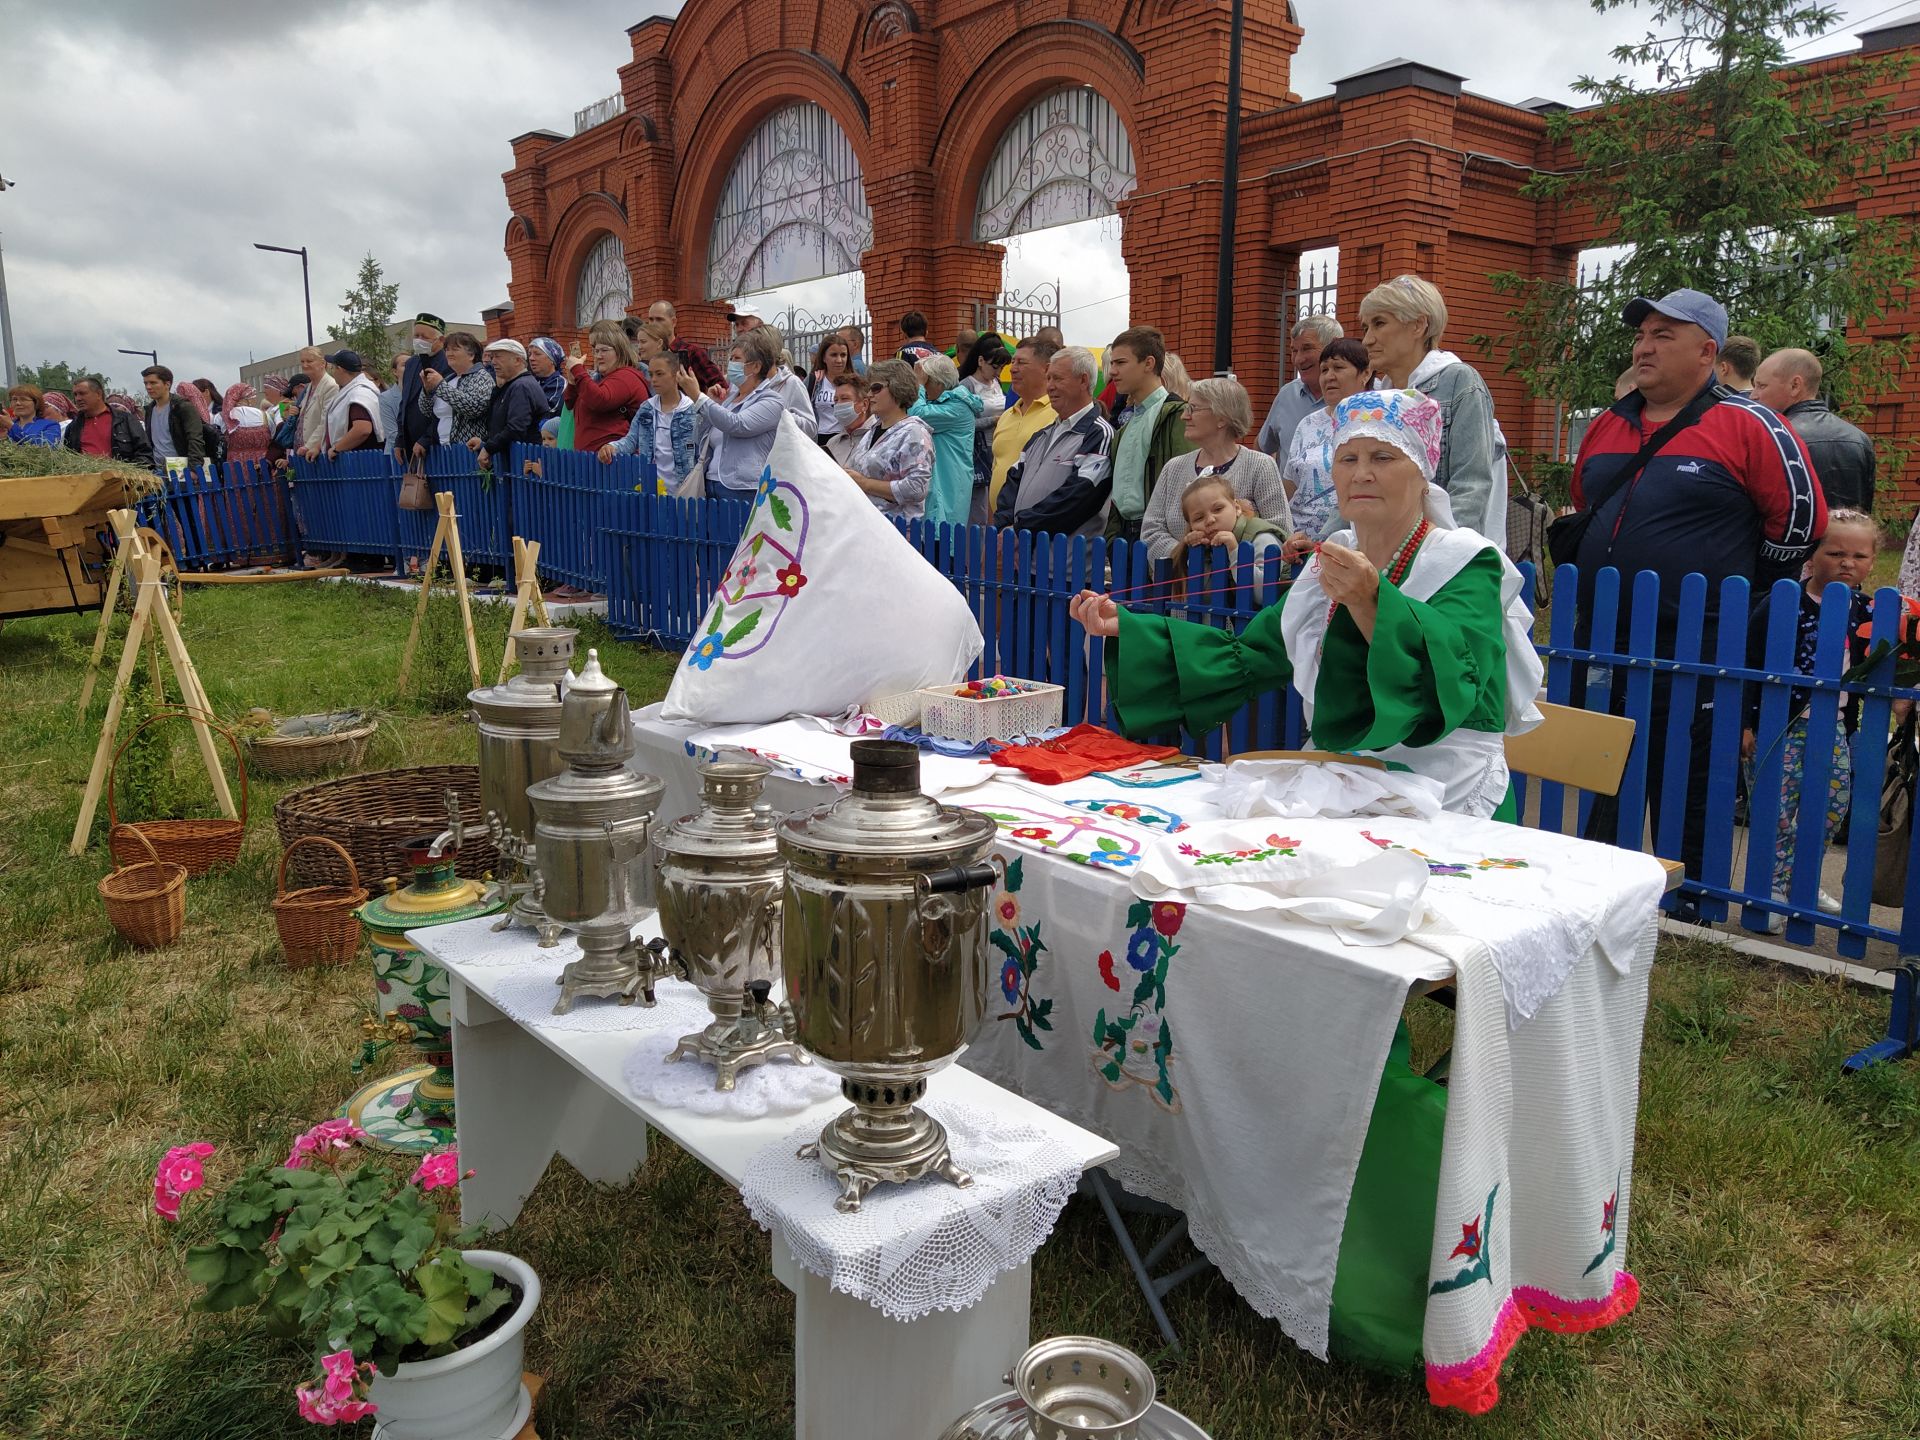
top-left (777, 740), bottom-right (994, 862)
top-left (468, 627), bottom-right (576, 716)
top-left (656, 761), bottom-right (782, 862)
top-left (554, 650), bottom-right (632, 767)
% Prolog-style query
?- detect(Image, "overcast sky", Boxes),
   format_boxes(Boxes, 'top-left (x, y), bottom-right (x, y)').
top-left (0, 0), bottom-right (1897, 392)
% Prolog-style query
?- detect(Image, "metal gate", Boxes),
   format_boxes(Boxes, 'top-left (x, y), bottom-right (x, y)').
top-left (697, 306), bottom-right (872, 369)
top-left (973, 282), bottom-right (1061, 342)
top-left (1277, 252), bottom-right (1338, 336)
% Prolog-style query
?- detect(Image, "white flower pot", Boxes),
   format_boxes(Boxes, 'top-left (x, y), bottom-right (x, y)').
top-left (368, 1250), bottom-right (541, 1440)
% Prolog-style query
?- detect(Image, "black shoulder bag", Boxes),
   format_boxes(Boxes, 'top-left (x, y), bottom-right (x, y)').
top-left (1546, 388), bottom-right (1721, 570)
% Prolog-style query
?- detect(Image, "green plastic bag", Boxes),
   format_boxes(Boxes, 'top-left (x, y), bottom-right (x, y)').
top-left (1327, 1020), bottom-right (1446, 1371)
top-left (556, 404), bottom-right (575, 451)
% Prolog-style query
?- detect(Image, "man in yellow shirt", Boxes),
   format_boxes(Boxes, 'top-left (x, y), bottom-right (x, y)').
top-left (989, 337), bottom-right (1058, 517)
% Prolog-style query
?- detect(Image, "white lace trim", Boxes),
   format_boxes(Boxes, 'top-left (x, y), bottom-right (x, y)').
top-left (621, 1028), bottom-right (841, 1117)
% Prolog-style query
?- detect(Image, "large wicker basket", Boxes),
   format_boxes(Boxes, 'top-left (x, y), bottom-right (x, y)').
top-left (98, 824), bottom-right (187, 949)
top-left (272, 836), bottom-right (368, 969)
top-left (273, 764), bottom-right (499, 890)
top-left (245, 713), bottom-right (378, 779)
top-left (107, 709), bottom-right (249, 876)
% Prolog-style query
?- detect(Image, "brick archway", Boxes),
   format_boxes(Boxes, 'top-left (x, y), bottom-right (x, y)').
top-left (929, 24), bottom-right (1146, 249)
top-left (546, 192), bottom-right (630, 332)
top-left (666, 52), bottom-right (875, 307)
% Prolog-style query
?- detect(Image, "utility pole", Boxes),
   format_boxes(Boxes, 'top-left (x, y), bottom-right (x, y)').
top-left (0, 172), bottom-right (17, 390)
top-left (1210, 0), bottom-right (1245, 377)
top-left (254, 243), bottom-right (314, 346)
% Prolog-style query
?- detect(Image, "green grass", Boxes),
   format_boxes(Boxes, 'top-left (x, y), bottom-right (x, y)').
top-left (2, 584), bottom-right (1918, 1438)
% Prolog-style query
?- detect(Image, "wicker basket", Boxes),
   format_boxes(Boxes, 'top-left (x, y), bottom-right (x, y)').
top-left (107, 709), bottom-right (249, 876)
top-left (272, 836), bottom-right (368, 968)
top-left (98, 824), bottom-right (187, 949)
top-left (245, 714), bottom-right (378, 779)
top-left (274, 764), bottom-right (499, 890)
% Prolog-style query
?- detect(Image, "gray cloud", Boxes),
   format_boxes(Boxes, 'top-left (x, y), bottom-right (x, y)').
top-left (0, 0), bottom-right (1888, 390)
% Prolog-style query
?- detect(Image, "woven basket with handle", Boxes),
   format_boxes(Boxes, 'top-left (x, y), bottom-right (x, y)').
top-left (98, 823), bottom-right (187, 949)
top-left (107, 708), bottom-right (249, 875)
top-left (273, 765), bottom-right (498, 890)
top-left (272, 836), bottom-right (369, 969)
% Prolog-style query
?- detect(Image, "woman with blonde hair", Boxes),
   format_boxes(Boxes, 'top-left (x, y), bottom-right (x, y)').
top-left (296, 346), bottom-right (337, 454)
top-left (563, 318), bottom-right (649, 452)
top-left (1160, 352), bottom-right (1192, 402)
top-left (1357, 274), bottom-right (1504, 545)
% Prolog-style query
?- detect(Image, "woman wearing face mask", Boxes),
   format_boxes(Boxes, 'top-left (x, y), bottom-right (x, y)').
top-left (680, 327), bottom-right (787, 495)
top-left (563, 320), bottom-right (649, 452)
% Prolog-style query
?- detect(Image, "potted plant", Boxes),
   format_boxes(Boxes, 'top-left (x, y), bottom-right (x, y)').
top-left (154, 1119), bottom-right (540, 1437)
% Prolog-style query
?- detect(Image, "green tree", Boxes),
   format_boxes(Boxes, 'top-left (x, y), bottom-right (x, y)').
top-left (326, 253), bottom-right (401, 384)
top-left (18, 359), bottom-right (107, 394)
top-left (1485, 0), bottom-right (1914, 426)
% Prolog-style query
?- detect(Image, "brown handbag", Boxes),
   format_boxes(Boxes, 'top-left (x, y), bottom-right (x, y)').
top-left (398, 460), bottom-right (434, 511)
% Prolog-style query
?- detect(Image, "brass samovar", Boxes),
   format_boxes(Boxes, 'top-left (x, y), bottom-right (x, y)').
top-left (525, 649), bottom-right (674, 1013)
top-left (652, 762), bottom-right (808, 1089)
top-left (777, 740), bottom-right (1001, 1211)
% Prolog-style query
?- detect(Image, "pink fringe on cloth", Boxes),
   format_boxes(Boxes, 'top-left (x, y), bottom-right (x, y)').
top-left (1424, 1271), bottom-right (1640, 1414)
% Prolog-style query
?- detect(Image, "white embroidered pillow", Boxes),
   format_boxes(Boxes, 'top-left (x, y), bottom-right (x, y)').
top-left (660, 414), bottom-right (984, 724)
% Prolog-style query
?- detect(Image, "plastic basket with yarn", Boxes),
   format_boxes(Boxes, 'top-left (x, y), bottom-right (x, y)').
top-left (917, 677), bottom-right (1063, 745)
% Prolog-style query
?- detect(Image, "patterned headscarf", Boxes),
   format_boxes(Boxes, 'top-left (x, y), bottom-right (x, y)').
top-left (41, 391), bottom-right (74, 418)
top-left (175, 380), bottom-right (212, 421)
top-left (262, 373), bottom-right (290, 397)
top-left (529, 336), bottom-right (565, 369)
top-left (223, 382), bottom-right (257, 413)
top-left (529, 337), bottom-right (568, 412)
top-left (107, 392), bottom-right (138, 415)
top-left (1331, 388), bottom-right (1444, 482)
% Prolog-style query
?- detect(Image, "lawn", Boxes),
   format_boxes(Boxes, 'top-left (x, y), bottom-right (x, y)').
top-left (2, 582), bottom-right (1918, 1440)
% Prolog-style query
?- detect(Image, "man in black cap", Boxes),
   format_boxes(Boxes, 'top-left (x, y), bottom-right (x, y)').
top-left (397, 312), bottom-right (451, 461)
top-left (310, 349), bottom-right (384, 460)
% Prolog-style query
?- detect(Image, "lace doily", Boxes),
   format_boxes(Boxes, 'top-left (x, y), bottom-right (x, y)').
top-left (740, 1097), bottom-right (1081, 1322)
top-left (487, 968), bottom-right (709, 1034)
top-left (621, 1029), bottom-right (842, 1117)
top-left (413, 914), bottom-right (584, 970)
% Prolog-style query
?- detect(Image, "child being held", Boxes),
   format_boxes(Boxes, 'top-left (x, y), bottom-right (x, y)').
top-left (1741, 508), bottom-right (1878, 930)
top-left (1166, 473), bottom-right (1289, 603)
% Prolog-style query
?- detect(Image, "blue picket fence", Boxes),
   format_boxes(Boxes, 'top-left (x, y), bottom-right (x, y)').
top-left (118, 447), bottom-right (1920, 1068)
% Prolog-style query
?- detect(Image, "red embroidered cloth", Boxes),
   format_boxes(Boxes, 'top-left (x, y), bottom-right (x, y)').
top-left (989, 724), bottom-right (1181, 784)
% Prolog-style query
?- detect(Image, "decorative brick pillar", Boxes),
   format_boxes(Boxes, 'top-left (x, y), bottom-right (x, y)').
top-left (931, 242), bottom-right (1006, 347)
top-left (859, 29), bottom-right (942, 348)
top-left (502, 130), bottom-right (564, 339)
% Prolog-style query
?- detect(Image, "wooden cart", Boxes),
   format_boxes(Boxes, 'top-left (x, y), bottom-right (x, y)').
top-left (0, 470), bottom-right (133, 619)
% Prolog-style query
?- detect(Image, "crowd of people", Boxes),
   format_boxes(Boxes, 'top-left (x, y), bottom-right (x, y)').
top-left (7, 275), bottom-right (1914, 913)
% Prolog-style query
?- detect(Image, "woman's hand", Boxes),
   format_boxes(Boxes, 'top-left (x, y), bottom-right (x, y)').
top-left (1069, 589), bottom-right (1120, 639)
top-left (466, 436), bottom-right (484, 454)
top-left (420, 368), bottom-right (442, 393)
top-left (596, 443), bottom-right (617, 464)
top-left (679, 370), bottom-right (703, 400)
top-left (1282, 534), bottom-right (1315, 566)
top-left (411, 441), bottom-right (427, 461)
top-left (1316, 541), bottom-right (1380, 611)
top-left (300, 441), bottom-right (321, 462)
top-left (1741, 728), bottom-right (1757, 760)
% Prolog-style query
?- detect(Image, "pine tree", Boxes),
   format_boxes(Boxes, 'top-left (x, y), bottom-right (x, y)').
top-left (326, 254), bottom-right (402, 384)
top-left (1485, 0), bottom-right (1914, 437)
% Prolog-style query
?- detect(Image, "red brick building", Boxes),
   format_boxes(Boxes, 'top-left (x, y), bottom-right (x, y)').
top-left (492, 2), bottom-right (1920, 501)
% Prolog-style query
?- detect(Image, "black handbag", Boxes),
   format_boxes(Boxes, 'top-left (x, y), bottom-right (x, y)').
top-left (1546, 388), bottom-right (1721, 571)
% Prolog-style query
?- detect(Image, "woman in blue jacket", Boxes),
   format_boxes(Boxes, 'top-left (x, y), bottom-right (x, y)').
top-left (909, 353), bottom-right (983, 529)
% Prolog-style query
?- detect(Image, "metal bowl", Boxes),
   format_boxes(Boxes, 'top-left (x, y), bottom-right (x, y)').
top-left (1009, 1336), bottom-right (1157, 1440)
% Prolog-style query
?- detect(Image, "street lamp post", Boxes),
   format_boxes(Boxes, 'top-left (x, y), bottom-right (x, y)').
top-left (254, 242), bottom-right (313, 346)
top-left (0, 172), bottom-right (17, 390)
top-left (118, 347), bottom-right (158, 385)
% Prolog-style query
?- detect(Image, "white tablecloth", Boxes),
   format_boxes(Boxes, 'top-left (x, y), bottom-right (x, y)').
top-left (622, 711), bottom-right (1661, 1363)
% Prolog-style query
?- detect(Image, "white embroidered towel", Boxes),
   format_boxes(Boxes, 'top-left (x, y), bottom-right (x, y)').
top-left (1198, 758), bottom-right (1447, 820)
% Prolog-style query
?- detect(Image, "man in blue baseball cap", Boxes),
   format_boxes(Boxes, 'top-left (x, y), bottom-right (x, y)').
top-left (1564, 284), bottom-right (1826, 911)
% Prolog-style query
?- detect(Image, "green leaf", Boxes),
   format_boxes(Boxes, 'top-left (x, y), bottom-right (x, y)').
top-left (1131, 972), bottom-right (1157, 1007)
top-left (988, 928), bottom-right (1023, 964)
top-left (723, 609), bottom-right (762, 646)
top-left (367, 1280), bottom-right (431, 1343)
top-left (1031, 997), bottom-right (1052, 1023)
top-left (184, 1244), bottom-right (235, 1288)
top-left (1096, 836), bottom-right (1119, 852)
top-left (413, 1259), bottom-right (472, 1346)
top-left (1005, 856), bottom-right (1025, 892)
top-left (1093, 1007), bottom-right (1108, 1045)
top-left (1100, 1061), bottom-right (1124, 1083)
top-left (706, 604), bottom-right (724, 636)
top-left (303, 1239), bottom-right (362, 1290)
top-left (1125, 900), bottom-right (1152, 929)
top-left (770, 494), bottom-right (793, 530)
top-left (1017, 1018), bottom-right (1044, 1051)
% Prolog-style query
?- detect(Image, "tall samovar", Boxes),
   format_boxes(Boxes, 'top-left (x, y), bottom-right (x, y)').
top-left (470, 626), bottom-right (576, 943)
top-left (777, 740), bottom-right (1001, 1211)
top-left (525, 649), bottom-right (674, 1013)
top-left (653, 762), bottom-right (809, 1090)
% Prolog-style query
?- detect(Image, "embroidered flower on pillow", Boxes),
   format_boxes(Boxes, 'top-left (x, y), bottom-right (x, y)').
top-left (692, 633), bottom-right (726, 671)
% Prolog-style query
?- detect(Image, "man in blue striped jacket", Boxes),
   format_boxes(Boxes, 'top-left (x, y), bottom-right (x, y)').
top-left (991, 345), bottom-right (1115, 538)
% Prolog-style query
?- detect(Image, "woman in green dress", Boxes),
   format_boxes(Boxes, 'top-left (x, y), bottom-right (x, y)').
top-left (1071, 388), bottom-right (1542, 818)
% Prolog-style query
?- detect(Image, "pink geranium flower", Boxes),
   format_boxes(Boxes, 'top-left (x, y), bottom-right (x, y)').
top-left (409, 1149), bottom-right (463, 1193)
top-left (153, 1143), bottom-right (215, 1222)
top-left (296, 1351), bottom-right (379, 1425)
top-left (285, 1118), bottom-right (366, 1170)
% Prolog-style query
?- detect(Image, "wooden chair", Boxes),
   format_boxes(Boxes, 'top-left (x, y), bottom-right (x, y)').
top-left (1504, 701), bottom-right (1684, 891)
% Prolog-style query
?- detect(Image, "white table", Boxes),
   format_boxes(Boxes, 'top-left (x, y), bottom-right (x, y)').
top-left (414, 914), bottom-right (1119, 1440)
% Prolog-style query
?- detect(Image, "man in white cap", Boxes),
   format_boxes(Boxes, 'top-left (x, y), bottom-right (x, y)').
top-left (1566, 286), bottom-right (1827, 909)
top-left (729, 300), bottom-right (763, 334)
top-left (475, 339), bottom-right (547, 473)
